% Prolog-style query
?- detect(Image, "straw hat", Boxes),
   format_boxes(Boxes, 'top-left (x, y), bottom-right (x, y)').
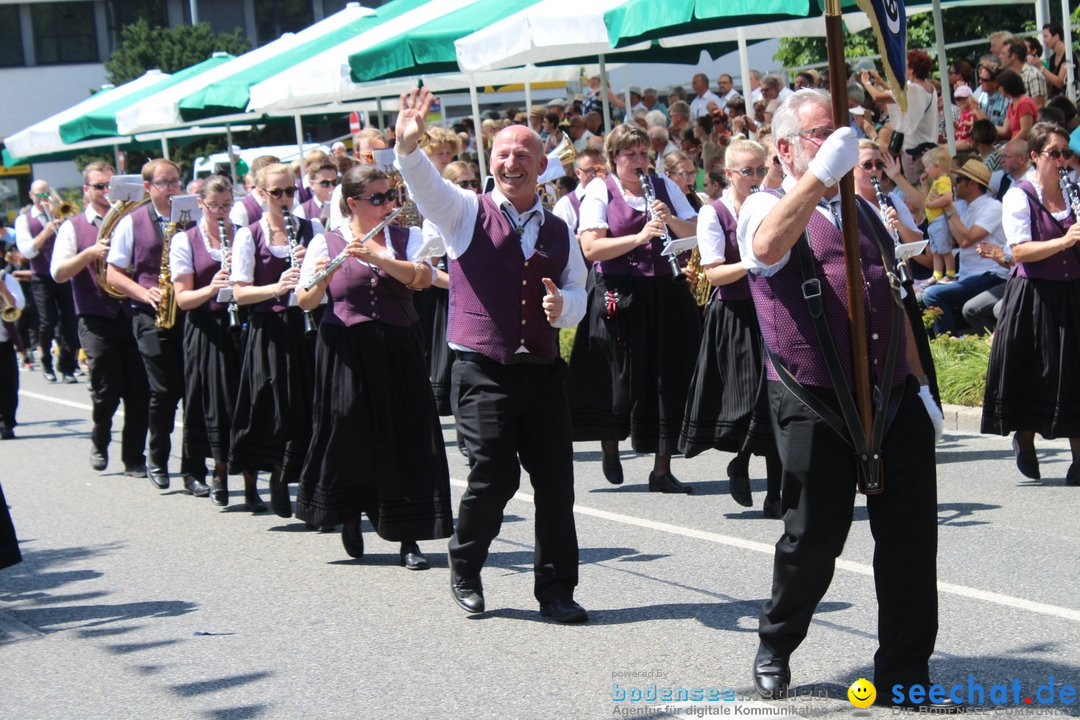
top-left (954, 158), bottom-right (991, 189)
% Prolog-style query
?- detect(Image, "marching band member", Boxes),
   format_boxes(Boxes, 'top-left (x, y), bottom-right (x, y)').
top-left (295, 165), bottom-right (452, 569)
top-left (552, 149), bottom-right (606, 236)
top-left (396, 87), bottom-right (590, 622)
top-left (229, 163), bottom-right (322, 516)
top-left (51, 162), bottom-right (149, 475)
top-left (294, 159), bottom-right (339, 226)
top-left (0, 267), bottom-right (25, 439)
top-left (679, 139), bottom-right (781, 516)
top-left (16, 179), bottom-right (79, 383)
top-left (106, 159), bottom-right (207, 495)
top-left (171, 176), bottom-right (264, 511)
top-left (567, 123), bottom-right (700, 492)
top-left (229, 155), bottom-right (280, 230)
top-left (984, 122), bottom-right (1080, 485)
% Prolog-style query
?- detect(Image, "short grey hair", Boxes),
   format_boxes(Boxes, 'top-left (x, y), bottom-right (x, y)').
top-left (771, 88), bottom-right (831, 144)
top-left (643, 87), bottom-right (658, 99)
top-left (648, 126), bottom-right (670, 143)
top-left (644, 109), bottom-right (668, 128)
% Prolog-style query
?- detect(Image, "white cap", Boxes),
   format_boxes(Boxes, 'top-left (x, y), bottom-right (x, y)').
top-left (547, 97), bottom-right (567, 107)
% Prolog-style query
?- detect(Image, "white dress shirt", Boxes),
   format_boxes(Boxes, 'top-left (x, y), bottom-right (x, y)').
top-left (577, 173), bottom-right (697, 233)
top-left (394, 146), bottom-right (586, 332)
top-left (551, 183), bottom-right (589, 232)
top-left (0, 273), bottom-right (26, 342)
top-left (717, 88), bottom-right (741, 111)
top-left (229, 198), bottom-right (254, 230)
top-left (14, 206), bottom-right (49, 259)
top-left (689, 90), bottom-right (723, 120)
top-left (737, 176), bottom-right (842, 277)
top-left (170, 221), bottom-right (223, 279)
top-left (230, 215), bottom-right (324, 284)
top-left (51, 207), bottom-right (105, 281)
top-left (293, 196), bottom-right (325, 221)
top-left (696, 188), bottom-right (738, 265)
top-left (106, 205), bottom-right (169, 270)
top-left (1001, 183), bottom-right (1071, 248)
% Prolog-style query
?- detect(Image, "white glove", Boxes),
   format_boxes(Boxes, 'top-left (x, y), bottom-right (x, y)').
top-left (807, 126), bottom-right (859, 188)
top-left (917, 384), bottom-right (944, 443)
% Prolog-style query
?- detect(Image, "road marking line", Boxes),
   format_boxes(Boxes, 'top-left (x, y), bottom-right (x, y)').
top-left (20, 389), bottom-right (1079, 623)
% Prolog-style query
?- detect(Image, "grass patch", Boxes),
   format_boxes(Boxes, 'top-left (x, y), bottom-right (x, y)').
top-left (559, 327), bottom-right (576, 362)
top-left (929, 334), bottom-right (992, 406)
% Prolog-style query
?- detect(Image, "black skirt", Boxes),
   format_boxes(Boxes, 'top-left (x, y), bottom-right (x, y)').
top-left (0, 479), bottom-right (20, 570)
top-left (428, 286), bottom-right (453, 416)
top-left (567, 270), bottom-right (702, 455)
top-left (679, 297), bottom-right (774, 457)
top-left (982, 275), bottom-right (1080, 438)
top-left (182, 310), bottom-right (242, 465)
top-left (295, 320), bottom-right (454, 540)
top-left (228, 307), bottom-right (316, 476)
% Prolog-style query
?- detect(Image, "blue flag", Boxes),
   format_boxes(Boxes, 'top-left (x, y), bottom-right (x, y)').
top-left (856, 0), bottom-right (907, 112)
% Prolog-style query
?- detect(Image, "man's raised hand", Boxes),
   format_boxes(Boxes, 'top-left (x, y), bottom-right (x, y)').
top-left (395, 87), bottom-right (436, 155)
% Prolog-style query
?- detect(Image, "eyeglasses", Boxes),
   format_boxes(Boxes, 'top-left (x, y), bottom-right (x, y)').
top-left (264, 186), bottom-right (298, 199)
top-left (456, 179), bottom-right (480, 189)
top-left (732, 166), bottom-right (768, 178)
top-left (1041, 149), bottom-right (1074, 160)
top-left (356, 189), bottom-right (399, 206)
top-left (578, 167), bottom-right (607, 177)
top-left (860, 161), bottom-right (887, 171)
top-left (794, 126), bottom-right (834, 143)
top-left (202, 203), bottom-right (231, 212)
top-left (673, 170), bottom-right (697, 179)
top-left (315, 179), bottom-right (340, 188)
top-left (86, 183), bottom-right (109, 191)
top-left (151, 179), bottom-right (181, 189)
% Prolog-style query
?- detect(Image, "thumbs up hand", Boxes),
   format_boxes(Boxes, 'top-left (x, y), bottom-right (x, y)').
top-left (541, 277), bottom-right (563, 324)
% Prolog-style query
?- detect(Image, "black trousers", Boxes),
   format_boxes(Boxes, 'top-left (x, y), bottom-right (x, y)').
top-left (132, 310), bottom-right (204, 478)
top-left (30, 274), bottom-right (78, 374)
top-left (78, 314), bottom-right (149, 466)
top-left (0, 340), bottom-right (17, 430)
top-left (759, 376), bottom-right (938, 690)
top-left (16, 279), bottom-right (38, 351)
top-left (448, 356), bottom-right (579, 604)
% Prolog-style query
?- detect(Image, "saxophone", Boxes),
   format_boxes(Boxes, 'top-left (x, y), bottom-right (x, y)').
top-left (684, 247), bottom-right (711, 307)
top-left (97, 197), bottom-right (150, 299)
top-left (155, 208), bottom-right (189, 330)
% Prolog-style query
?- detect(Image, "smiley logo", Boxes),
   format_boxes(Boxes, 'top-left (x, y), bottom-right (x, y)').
top-left (848, 678), bottom-right (876, 708)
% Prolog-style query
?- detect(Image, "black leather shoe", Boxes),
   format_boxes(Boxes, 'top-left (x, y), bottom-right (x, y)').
top-left (42, 370), bottom-right (57, 383)
top-left (122, 463), bottom-right (147, 478)
top-left (147, 465), bottom-right (170, 490)
top-left (602, 452), bottom-right (624, 485)
top-left (539, 596), bottom-right (588, 623)
top-left (753, 644), bottom-right (791, 699)
top-left (1066, 464), bottom-right (1079, 486)
top-left (1013, 434), bottom-right (1040, 479)
top-left (763, 495), bottom-right (783, 519)
top-left (61, 374), bottom-right (77, 384)
top-left (90, 447), bottom-right (108, 472)
top-left (183, 474), bottom-right (211, 497)
top-left (341, 517), bottom-right (364, 559)
top-left (269, 467), bottom-right (292, 518)
top-left (450, 572), bottom-right (484, 613)
top-left (399, 541), bottom-right (429, 570)
top-left (209, 475), bottom-right (229, 506)
top-left (244, 488), bottom-right (267, 513)
top-left (727, 457), bottom-right (752, 507)
top-left (0, 426), bottom-right (15, 440)
top-left (648, 471), bottom-right (692, 494)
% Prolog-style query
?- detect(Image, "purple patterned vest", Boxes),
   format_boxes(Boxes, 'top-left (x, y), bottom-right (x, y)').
top-left (22, 209), bottom-right (52, 276)
top-left (130, 204), bottom-right (168, 309)
top-left (186, 226), bottom-right (226, 312)
top-left (241, 194), bottom-right (262, 225)
top-left (1012, 181), bottom-right (1080, 281)
top-left (297, 179), bottom-right (312, 205)
top-left (711, 199), bottom-right (751, 302)
top-left (70, 213), bottom-right (126, 319)
top-left (747, 191), bottom-right (908, 389)
top-left (322, 226), bottom-right (418, 328)
top-left (447, 194), bottom-right (570, 364)
top-left (597, 174), bottom-right (678, 277)
top-left (250, 217), bottom-right (315, 313)
top-left (567, 192), bottom-right (582, 233)
top-left (299, 197), bottom-right (322, 223)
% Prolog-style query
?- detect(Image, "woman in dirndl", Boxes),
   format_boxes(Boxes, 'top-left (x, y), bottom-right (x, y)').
top-left (229, 163), bottom-right (323, 516)
top-left (679, 139), bottom-right (781, 517)
top-left (983, 121), bottom-right (1080, 485)
top-left (295, 165), bottom-right (453, 569)
top-left (171, 176), bottom-right (264, 510)
top-left (568, 123), bottom-right (701, 493)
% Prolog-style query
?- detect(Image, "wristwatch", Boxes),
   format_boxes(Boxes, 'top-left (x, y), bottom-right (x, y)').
top-left (943, 210), bottom-right (954, 220)
top-left (1002, 248), bottom-right (1013, 265)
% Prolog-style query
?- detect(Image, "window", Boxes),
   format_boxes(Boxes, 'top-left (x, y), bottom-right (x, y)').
top-left (0, 7), bottom-right (23, 67)
top-left (108, 0), bottom-right (167, 31)
top-left (197, 0), bottom-right (247, 37)
top-left (254, 0), bottom-right (313, 46)
top-left (31, 2), bottom-right (99, 64)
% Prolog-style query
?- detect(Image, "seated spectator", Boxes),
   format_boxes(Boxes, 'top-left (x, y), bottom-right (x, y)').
top-left (1041, 23), bottom-right (1071, 99)
top-left (953, 85), bottom-right (977, 150)
top-left (970, 118), bottom-right (1003, 172)
top-left (973, 60), bottom-right (1010, 127)
top-left (994, 69), bottom-right (1037, 141)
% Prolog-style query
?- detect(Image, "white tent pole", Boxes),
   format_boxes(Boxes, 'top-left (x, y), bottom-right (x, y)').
top-left (469, 75), bottom-right (487, 181)
top-left (1063, 0), bottom-right (1077, 104)
top-left (160, 136), bottom-right (169, 160)
top-left (737, 27), bottom-right (752, 107)
top-left (376, 96), bottom-right (384, 130)
top-left (932, 0), bottom-right (955, 155)
top-left (624, 66), bottom-right (632, 121)
top-left (226, 125), bottom-right (237, 184)
top-left (599, 54), bottom-right (611, 130)
top-left (1035, 0), bottom-right (1047, 38)
top-left (294, 114), bottom-right (304, 163)
top-left (524, 81), bottom-right (532, 114)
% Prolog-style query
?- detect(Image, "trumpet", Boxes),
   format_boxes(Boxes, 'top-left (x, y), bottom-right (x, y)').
top-left (303, 206), bottom-right (404, 291)
top-left (0, 269), bottom-right (20, 322)
top-left (869, 176), bottom-right (901, 244)
top-left (284, 210), bottom-right (317, 336)
top-left (636, 168), bottom-right (682, 279)
top-left (47, 194), bottom-right (78, 226)
top-left (218, 218), bottom-right (242, 333)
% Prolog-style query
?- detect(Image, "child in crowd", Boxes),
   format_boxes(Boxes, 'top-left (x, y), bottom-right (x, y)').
top-left (922, 146), bottom-right (956, 283)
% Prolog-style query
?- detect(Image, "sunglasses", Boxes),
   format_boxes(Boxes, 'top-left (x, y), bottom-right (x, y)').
top-left (33, 192), bottom-right (51, 199)
top-left (732, 166), bottom-right (768, 178)
top-left (860, 161), bottom-right (886, 171)
top-left (86, 183), bottom-right (109, 191)
top-left (456, 179), bottom-right (480, 189)
top-left (356, 189), bottom-right (399, 206)
top-left (315, 179), bottom-right (340, 188)
top-left (1041, 149), bottom-right (1074, 160)
top-left (265, 186), bottom-right (298, 199)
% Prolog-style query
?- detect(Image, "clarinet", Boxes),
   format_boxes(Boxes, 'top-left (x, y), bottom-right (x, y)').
top-left (636, 168), bottom-right (683, 279)
top-left (1059, 168), bottom-right (1080, 265)
top-left (283, 210), bottom-right (317, 336)
top-left (218, 218), bottom-right (241, 333)
top-left (870, 176), bottom-right (901, 244)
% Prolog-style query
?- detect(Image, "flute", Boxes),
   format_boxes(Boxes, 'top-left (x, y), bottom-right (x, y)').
top-left (303, 206), bottom-right (404, 291)
top-left (218, 218), bottom-right (242, 332)
top-left (283, 210), bottom-right (318, 336)
top-left (636, 168), bottom-right (682, 278)
top-left (869, 176), bottom-right (901, 244)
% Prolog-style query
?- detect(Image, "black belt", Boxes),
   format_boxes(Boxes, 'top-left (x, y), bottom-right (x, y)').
top-left (456, 351), bottom-right (554, 366)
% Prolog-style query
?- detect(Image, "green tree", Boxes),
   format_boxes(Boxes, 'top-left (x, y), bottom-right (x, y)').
top-left (104, 20), bottom-right (251, 86)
